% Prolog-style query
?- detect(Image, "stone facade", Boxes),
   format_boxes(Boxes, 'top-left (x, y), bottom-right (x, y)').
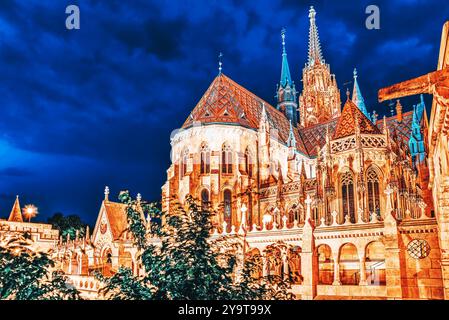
top-left (55, 7), bottom-right (447, 300)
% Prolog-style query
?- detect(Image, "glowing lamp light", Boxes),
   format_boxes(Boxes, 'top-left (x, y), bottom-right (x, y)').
top-left (22, 204), bottom-right (38, 222)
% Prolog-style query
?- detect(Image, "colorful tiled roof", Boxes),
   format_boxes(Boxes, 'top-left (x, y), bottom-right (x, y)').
top-left (376, 111), bottom-right (414, 145)
top-left (103, 201), bottom-right (128, 240)
top-left (299, 118), bottom-right (338, 156)
top-left (182, 73), bottom-right (309, 155)
top-left (333, 98), bottom-right (381, 139)
top-left (8, 196), bottom-right (23, 222)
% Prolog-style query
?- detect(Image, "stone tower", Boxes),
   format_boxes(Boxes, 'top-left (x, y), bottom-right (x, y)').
top-left (299, 6), bottom-right (341, 128)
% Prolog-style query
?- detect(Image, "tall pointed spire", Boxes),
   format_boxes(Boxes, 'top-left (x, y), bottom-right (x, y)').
top-left (280, 28), bottom-right (292, 88)
top-left (8, 195), bottom-right (23, 222)
top-left (276, 27), bottom-right (298, 126)
top-left (307, 6), bottom-right (324, 66)
top-left (352, 68), bottom-right (370, 119)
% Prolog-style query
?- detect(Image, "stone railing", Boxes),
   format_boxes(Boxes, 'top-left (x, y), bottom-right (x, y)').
top-left (67, 275), bottom-right (101, 299)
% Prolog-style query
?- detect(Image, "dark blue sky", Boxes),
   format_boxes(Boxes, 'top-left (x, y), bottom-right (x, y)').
top-left (0, 0), bottom-right (447, 225)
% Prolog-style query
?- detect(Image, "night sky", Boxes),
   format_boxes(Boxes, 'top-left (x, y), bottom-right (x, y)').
top-left (0, 0), bottom-right (447, 225)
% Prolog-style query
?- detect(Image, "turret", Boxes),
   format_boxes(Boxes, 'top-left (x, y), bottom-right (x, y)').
top-left (408, 95), bottom-right (426, 163)
top-left (299, 6), bottom-right (341, 127)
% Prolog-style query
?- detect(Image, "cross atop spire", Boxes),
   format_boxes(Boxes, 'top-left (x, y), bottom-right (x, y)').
top-left (352, 68), bottom-right (370, 119)
top-left (218, 52), bottom-right (223, 75)
top-left (307, 6), bottom-right (324, 66)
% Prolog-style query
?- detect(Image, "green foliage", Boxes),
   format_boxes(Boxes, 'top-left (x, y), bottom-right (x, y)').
top-left (0, 233), bottom-right (80, 300)
top-left (47, 212), bottom-right (89, 240)
top-left (99, 192), bottom-right (293, 300)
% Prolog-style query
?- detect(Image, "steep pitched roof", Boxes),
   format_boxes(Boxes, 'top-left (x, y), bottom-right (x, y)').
top-left (299, 118), bottom-right (338, 156)
top-left (333, 98), bottom-right (381, 139)
top-left (8, 196), bottom-right (23, 222)
top-left (182, 73), bottom-right (308, 155)
top-left (280, 29), bottom-right (292, 88)
top-left (352, 68), bottom-right (370, 119)
top-left (376, 111), bottom-right (414, 144)
top-left (103, 201), bottom-right (128, 240)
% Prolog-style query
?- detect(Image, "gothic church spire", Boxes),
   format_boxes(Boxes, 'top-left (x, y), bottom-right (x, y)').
top-left (307, 6), bottom-right (324, 66)
top-left (280, 28), bottom-right (292, 88)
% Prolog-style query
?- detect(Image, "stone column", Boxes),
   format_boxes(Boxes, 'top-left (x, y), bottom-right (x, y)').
top-left (384, 185), bottom-right (403, 299)
top-left (359, 255), bottom-right (367, 285)
top-left (281, 250), bottom-right (289, 281)
top-left (301, 195), bottom-right (318, 300)
top-left (332, 253), bottom-right (341, 285)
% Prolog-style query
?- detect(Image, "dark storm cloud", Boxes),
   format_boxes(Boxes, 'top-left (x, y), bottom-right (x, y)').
top-left (0, 0), bottom-right (447, 224)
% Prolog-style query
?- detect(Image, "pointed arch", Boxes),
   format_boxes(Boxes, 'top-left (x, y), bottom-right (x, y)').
top-left (221, 143), bottom-right (233, 174)
top-left (366, 166), bottom-right (382, 219)
top-left (200, 142), bottom-right (210, 174)
top-left (223, 189), bottom-right (233, 229)
top-left (340, 169), bottom-right (355, 223)
top-left (201, 188), bottom-right (210, 210)
top-left (180, 148), bottom-right (189, 177)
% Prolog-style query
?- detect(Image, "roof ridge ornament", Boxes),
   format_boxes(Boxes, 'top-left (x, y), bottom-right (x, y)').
top-left (104, 186), bottom-right (110, 201)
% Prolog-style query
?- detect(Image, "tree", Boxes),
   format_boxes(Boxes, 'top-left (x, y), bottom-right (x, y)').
top-left (98, 192), bottom-right (293, 300)
top-left (0, 233), bottom-right (80, 300)
top-left (47, 213), bottom-right (89, 240)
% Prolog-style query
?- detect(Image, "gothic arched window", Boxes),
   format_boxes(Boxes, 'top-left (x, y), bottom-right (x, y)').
top-left (367, 168), bottom-right (381, 216)
top-left (181, 148), bottom-right (189, 177)
top-left (222, 144), bottom-right (233, 174)
top-left (288, 204), bottom-right (299, 225)
top-left (201, 189), bottom-right (210, 211)
top-left (341, 171), bottom-right (355, 223)
top-left (245, 148), bottom-right (252, 177)
top-left (200, 143), bottom-right (210, 174)
top-left (223, 189), bottom-right (232, 226)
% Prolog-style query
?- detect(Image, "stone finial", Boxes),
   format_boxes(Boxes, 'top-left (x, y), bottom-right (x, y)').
top-left (136, 193), bottom-right (142, 203)
top-left (104, 186), bottom-right (110, 201)
top-left (222, 220), bottom-right (228, 235)
top-left (320, 216), bottom-right (326, 227)
top-left (357, 207), bottom-right (364, 224)
top-left (282, 215), bottom-right (288, 229)
top-left (252, 223), bottom-right (258, 232)
top-left (230, 225), bottom-right (236, 234)
top-left (344, 214), bottom-right (351, 224)
top-left (293, 219), bottom-right (299, 228)
top-left (331, 210), bottom-right (338, 225)
top-left (396, 100), bottom-right (403, 122)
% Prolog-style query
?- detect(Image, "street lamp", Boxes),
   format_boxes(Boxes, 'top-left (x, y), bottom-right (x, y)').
top-left (22, 204), bottom-right (38, 222)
